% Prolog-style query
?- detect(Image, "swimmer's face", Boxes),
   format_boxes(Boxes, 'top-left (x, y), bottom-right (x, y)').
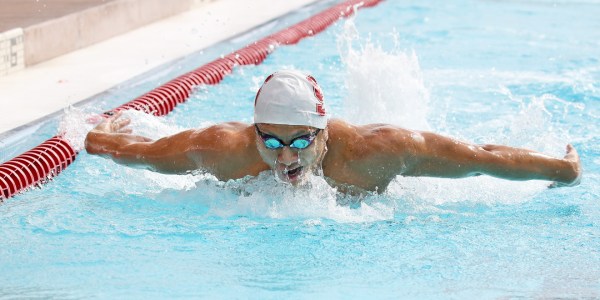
top-left (255, 123), bottom-right (328, 185)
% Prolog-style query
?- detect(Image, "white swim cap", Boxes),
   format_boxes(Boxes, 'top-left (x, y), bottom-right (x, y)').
top-left (254, 70), bottom-right (328, 129)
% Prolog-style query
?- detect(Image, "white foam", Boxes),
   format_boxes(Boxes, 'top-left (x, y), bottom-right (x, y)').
top-left (494, 92), bottom-right (576, 156)
top-left (388, 176), bottom-right (547, 207)
top-left (151, 172), bottom-right (396, 223)
top-left (122, 110), bottom-right (186, 139)
top-left (58, 108), bottom-right (187, 152)
top-left (58, 106), bottom-right (97, 151)
top-left (207, 172), bottom-right (395, 223)
top-left (337, 17), bottom-right (430, 130)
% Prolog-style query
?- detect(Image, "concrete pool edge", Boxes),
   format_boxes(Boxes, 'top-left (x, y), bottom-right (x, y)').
top-left (0, 0), bottom-right (383, 201)
top-left (0, 0), bottom-right (212, 72)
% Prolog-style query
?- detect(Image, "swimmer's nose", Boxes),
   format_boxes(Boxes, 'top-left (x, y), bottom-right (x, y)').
top-left (277, 146), bottom-right (298, 166)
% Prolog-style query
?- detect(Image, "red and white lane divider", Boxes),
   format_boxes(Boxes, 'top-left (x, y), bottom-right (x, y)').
top-left (0, 0), bottom-right (382, 201)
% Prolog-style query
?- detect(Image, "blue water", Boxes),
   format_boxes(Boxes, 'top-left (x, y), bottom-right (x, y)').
top-left (2, 0), bottom-right (600, 298)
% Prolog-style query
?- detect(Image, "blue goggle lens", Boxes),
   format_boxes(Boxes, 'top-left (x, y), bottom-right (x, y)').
top-left (290, 139), bottom-right (311, 149)
top-left (264, 138), bottom-right (284, 149)
top-left (256, 125), bottom-right (320, 150)
top-left (263, 137), bottom-right (312, 149)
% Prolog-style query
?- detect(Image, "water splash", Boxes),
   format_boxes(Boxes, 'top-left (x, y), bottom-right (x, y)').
top-left (58, 106), bottom-right (98, 151)
top-left (160, 172), bottom-right (395, 223)
top-left (58, 108), bottom-right (187, 151)
top-left (388, 175), bottom-right (546, 208)
top-left (337, 17), bottom-right (430, 130)
top-left (498, 91), bottom-right (572, 156)
top-left (122, 110), bottom-right (187, 139)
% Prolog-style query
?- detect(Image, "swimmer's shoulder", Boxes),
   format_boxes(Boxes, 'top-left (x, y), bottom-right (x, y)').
top-left (188, 122), bottom-right (255, 150)
top-left (327, 119), bottom-right (358, 138)
top-left (327, 119), bottom-right (410, 141)
top-left (326, 119), bottom-right (366, 158)
top-left (327, 119), bottom-right (416, 156)
top-left (193, 122), bottom-right (252, 135)
top-left (325, 120), bottom-right (398, 191)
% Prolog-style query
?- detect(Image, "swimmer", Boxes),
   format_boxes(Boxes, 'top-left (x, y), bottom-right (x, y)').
top-left (85, 70), bottom-right (582, 193)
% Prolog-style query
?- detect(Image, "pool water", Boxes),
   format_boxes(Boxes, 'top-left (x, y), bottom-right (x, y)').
top-left (1, 0), bottom-right (599, 298)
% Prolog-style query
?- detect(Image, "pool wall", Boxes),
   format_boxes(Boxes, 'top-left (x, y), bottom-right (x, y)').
top-left (0, 0), bottom-right (382, 201)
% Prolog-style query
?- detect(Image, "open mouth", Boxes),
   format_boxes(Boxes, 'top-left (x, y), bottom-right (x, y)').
top-left (283, 166), bottom-right (303, 181)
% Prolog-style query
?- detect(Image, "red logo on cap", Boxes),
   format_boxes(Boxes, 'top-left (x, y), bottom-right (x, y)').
top-left (307, 75), bottom-right (326, 116)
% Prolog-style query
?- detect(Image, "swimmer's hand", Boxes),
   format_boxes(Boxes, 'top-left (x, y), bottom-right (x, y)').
top-left (85, 111), bottom-right (153, 155)
top-left (93, 111), bottom-right (134, 134)
top-left (549, 144), bottom-right (582, 188)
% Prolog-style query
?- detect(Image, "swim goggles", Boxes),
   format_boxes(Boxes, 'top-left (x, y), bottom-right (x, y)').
top-left (255, 125), bottom-right (321, 150)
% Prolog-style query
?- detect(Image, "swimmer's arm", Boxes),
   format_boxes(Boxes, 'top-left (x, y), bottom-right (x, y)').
top-left (86, 129), bottom-right (203, 174)
top-left (388, 130), bottom-right (581, 186)
top-left (85, 112), bottom-right (207, 174)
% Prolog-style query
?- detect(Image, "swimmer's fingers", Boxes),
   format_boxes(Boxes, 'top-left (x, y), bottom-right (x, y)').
top-left (116, 127), bottom-right (133, 134)
top-left (94, 111), bottom-right (131, 133)
top-left (548, 144), bottom-right (582, 188)
top-left (111, 117), bottom-right (131, 132)
top-left (564, 144), bottom-right (579, 162)
top-left (104, 111), bottom-right (123, 122)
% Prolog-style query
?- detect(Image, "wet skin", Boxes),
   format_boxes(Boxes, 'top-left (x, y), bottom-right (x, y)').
top-left (85, 111), bottom-right (582, 193)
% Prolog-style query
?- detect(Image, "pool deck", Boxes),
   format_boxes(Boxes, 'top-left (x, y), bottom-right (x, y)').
top-left (0, 0), bottom-right (319, 136)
